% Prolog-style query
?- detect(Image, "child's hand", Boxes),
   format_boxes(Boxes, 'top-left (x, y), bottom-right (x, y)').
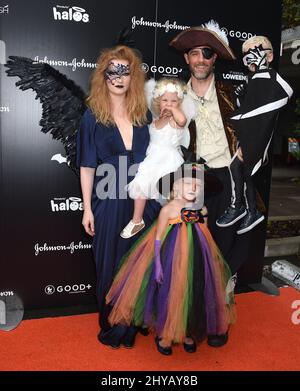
top-left (160, 107), bottom-right (173, 118)
top-left (164, 106), bottom-right (187, 128)
top-left (155, 259), bottom-right (164, 284)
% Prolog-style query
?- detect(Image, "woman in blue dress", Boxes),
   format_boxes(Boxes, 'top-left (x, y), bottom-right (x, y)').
top-left (76, 45), bottom-right (161, 348)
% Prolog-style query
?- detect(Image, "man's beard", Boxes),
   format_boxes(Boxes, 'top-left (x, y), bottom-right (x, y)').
top-left (190, 63), bottom-right (214, 80)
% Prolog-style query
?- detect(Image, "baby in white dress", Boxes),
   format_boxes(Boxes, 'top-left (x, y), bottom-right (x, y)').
top-left (120, 78), bottom-right (195, 238)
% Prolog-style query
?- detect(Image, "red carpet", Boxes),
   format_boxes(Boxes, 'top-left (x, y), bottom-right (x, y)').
top-left (1, 287), bottom-right (300, 371)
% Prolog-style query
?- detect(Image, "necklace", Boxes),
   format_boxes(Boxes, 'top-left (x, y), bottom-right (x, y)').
top-left (199, 96), bottom-right (205, 106)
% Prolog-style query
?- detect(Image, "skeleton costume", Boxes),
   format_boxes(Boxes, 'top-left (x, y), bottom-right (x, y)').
top-left (217, 44), bottom-right (293, 233)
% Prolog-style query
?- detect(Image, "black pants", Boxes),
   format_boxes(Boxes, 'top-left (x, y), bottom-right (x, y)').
top-left (205, 167), bottom-right (252, 274)
top-left (229, 154), bottom-right (256, 212)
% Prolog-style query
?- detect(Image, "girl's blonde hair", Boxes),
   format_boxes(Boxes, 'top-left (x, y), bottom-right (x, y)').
top-left (87, 45), bottom-right (148, 126)
top-left (151, 77), bottom-right (185, 118)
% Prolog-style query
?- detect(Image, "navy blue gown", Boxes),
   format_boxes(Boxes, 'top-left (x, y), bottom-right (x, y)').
top-left (76, 108), bottom-right (161, 342)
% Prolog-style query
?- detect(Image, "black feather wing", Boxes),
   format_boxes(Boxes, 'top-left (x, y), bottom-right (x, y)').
top-left (5, 56), bottom-right (87, 176)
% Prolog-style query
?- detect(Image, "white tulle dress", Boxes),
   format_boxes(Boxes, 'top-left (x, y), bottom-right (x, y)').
top-left (126, 121), bottom-right (190, 200)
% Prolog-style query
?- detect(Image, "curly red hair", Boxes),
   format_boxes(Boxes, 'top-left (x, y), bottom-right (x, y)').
top-left (87, 45), bottom-right (148, 126)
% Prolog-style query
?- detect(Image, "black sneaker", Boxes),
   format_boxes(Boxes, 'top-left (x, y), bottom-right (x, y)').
top-left (237, 210), bottom-right (265, 234)
top-left (216, 205), bottom-right (247, 227)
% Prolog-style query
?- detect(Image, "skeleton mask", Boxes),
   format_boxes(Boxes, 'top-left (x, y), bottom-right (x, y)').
top-left (242, 44), bottom-right (272, 71)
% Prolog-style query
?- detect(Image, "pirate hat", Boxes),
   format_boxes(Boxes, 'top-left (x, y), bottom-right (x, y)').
top-left (169, 20), bottom-right (235, 60)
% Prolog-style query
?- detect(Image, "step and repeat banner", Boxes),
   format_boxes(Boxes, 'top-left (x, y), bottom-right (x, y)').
top-left (0, 0), bottom-right (282, 313)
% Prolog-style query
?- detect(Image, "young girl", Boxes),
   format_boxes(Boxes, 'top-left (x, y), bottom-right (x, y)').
top-left (106, 161), bottom-right (236, 355)
top-left (120, 78), bottom-right (195, 239)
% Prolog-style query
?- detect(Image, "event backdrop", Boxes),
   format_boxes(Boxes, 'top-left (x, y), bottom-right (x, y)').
top-left (0, 0), bottom-right (282, 313)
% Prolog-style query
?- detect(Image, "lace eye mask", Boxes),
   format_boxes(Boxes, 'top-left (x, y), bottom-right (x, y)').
top-left (105, 62), bottom-right (130, 82)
